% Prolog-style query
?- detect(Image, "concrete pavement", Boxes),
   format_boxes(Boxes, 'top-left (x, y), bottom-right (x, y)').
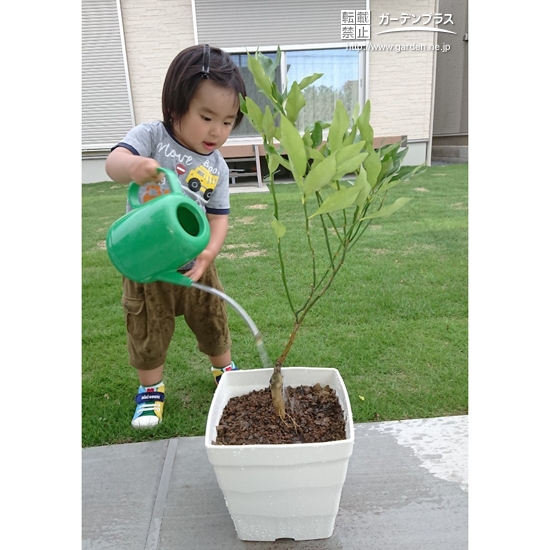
top-left (82, 415), bottom-right (468, 549)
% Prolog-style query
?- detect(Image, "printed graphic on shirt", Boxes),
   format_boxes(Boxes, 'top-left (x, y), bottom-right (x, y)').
top-left (140, 164), bottom-right (219, 205)
top-left (121, 123), bottom-right (229, 213)
top-left (142, 184), bottom-right (171, 203)
top-left (185, 165), bottom-right (219, 201)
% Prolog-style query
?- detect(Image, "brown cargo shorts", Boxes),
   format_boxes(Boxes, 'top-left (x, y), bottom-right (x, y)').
top-left (121, 263), bottom-right (231, 370)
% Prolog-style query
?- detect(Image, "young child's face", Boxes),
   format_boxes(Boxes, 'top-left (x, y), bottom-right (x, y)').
top-left (173, 80), bottom-right (239, 155)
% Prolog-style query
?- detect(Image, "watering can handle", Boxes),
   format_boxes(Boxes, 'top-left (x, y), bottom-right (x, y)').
top-left (127, 167), bottom-right (182, 209)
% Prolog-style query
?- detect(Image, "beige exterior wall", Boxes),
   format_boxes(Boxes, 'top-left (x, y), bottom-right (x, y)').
top-left (83, 0), bottom-right (437, 182)
top-left (120, 0), bottom-right (196, 124)
top-left (119, 0), bottom-right (436, 140)
top-left (368, 0), bottom-right (437, 141)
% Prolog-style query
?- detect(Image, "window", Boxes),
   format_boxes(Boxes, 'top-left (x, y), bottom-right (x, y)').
top-left (230, 52), bottom-right (281, 137)
top-left (230, 48), bottom-right (360, 137)
top-left (286, 49), bottom-right (360, 132)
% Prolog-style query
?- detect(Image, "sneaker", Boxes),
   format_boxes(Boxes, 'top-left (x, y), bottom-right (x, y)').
top-left (131, 382), bottom-right (165, 429)
top-left (211, 362), bottom-right (239, 386)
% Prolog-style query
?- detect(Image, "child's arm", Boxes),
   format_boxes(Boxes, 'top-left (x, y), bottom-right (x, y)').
top-left (105, 147), bottom-right (163, 185)
top-left (184, 213), bottom-right (229, 282)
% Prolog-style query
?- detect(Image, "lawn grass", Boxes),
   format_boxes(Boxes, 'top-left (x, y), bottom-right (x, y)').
top-left (82, 163), bottom-right (468, 447)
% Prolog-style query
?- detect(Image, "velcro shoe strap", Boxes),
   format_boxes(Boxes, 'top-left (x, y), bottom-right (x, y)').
top-left (135, 392), bottom-right (165, 404)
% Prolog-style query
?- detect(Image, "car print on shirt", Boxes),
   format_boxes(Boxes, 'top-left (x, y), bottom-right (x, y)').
top-left (186, 165), bottom-right (219, 200)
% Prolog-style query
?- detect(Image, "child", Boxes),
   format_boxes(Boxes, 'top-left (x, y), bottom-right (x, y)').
top-left (105, 45), bottom-right (247, 429)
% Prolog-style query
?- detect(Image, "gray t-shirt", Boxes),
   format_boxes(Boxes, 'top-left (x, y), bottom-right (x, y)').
top-left (114, 120), bottom-right (230, 215)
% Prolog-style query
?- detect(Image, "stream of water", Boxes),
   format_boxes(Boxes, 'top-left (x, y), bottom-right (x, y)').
top-left (191, 282), bottom-right (273, 369)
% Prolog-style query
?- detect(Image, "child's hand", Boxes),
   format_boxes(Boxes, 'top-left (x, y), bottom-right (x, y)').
top-left (105, 148), bottom-right (164, 185)
top-left (129, 158), bottom-right (163, 185)
top-left (184, 249), bottom-right (215, 282)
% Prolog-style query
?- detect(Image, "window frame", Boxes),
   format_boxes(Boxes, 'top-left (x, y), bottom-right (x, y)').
top-left (226, 44), bottom-right (367, 140)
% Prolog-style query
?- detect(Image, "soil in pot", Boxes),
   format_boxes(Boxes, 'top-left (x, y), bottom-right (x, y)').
top-left (213, 383), bottom-right (347, 445)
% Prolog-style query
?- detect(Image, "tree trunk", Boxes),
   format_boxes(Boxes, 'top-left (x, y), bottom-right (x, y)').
top-left (269, 321), bottom-right (303, 419)
top-left (270, 360), bottom-right (286, 419)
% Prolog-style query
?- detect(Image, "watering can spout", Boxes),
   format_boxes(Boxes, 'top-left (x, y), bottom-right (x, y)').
top-left (157, 271), bottom-right (194, 287)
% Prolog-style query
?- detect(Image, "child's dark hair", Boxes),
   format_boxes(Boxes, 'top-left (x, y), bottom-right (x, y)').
top-left (162, 45), bottom-right (247, 132)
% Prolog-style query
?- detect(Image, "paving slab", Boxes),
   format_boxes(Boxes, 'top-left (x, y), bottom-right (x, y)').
top-left (83, 415), bottom-right (467, 550)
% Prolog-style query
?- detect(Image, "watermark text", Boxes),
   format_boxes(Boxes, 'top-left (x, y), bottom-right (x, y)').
top-left (346, 42), bottom-right (451, 53)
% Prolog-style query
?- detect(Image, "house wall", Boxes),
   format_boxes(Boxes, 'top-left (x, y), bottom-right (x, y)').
top-left (82, 0), bottom-right (438, 183)
top-left (194, 0), bottom-right (436, 166)
top-left (82, 0), bottom-right (196, 183)
top-left (368, 0), bottom-right (437, 163)
top-left (119, 0), bottom-right (195, 124)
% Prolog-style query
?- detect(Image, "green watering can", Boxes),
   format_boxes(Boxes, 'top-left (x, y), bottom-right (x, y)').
top-left (106, 167), bottom-right (210, 286)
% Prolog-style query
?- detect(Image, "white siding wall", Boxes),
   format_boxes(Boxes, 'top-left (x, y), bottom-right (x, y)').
top-left (120, 0), bottom-right (196, 124)
top-left (368, 0), bottom-right (437, 141)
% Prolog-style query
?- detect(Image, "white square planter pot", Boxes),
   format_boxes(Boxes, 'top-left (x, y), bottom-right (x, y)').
top-left (205, 367), bottom-right (355, 542)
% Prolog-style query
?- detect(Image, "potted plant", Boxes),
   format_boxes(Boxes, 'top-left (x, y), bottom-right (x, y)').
top-left (205, 49), bottom-right (424, 541)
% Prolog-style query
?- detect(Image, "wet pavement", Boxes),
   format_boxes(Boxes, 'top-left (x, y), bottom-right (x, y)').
top-left (82, 415), bottom-right (468, 549)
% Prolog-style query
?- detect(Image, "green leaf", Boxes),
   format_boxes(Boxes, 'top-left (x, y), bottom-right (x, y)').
top-left (362, 197), bottom-right (412, 220)
top-left (395, 146), bottom-right (408, 164)
top-left (285, 81), bottom-right (306, 124)
top-left (271, 218), bottom-right (286, 239)
top-left (377, 177), bottom-right (403, 193)
top-left (356, 100), bottom-right (374, 145)
top-left (244, 97), bottom-right (264, 133)
top-left (351, 103), bottom-right (360, 122)
top-left (336, 153), bottom-right (369, 180)
top-left (298, 73), bottom-right (323, 90)
top-left (259, 47), bottom-right (281, 80)
top-left (363, 146), bottom-right (382, 188)
top-left (307, 121), bottom-right (322, 149)
top-left (305, 120), bottom-right (331, 132)
top-left (379, 142), bottom-right (400, 162)
top-left (354, 165), bottom-right (371, 206)
top-left (378, 156), bottom-right (395, 184)
top-left (334, 141), bottom-right (367, 180)
top-left (266, 151), bottom-right (291, 172)
top-left (342, 123), bottom-right (358, 147)
top-left (257, 49), bottom-right (279, 79)
top-left (336, 141), bottom-right (365, 163)
top-left (303, 154), bottom-right (337, 196)
top-left (328, 100), bottom-right (350, 153)
top-left (263, 142), bottom-right (278, 155)
top-left (261, 106), bottom-right (275, 142)
top-left (267, 154), bottom-right (280, 174)
top-left (239, 94), bottom-right (248, 114)
top-left (306, 147), bottom-right (326, 162)
top-left (248, 54), bottom-right (274, 100)
top-left (264, 144), bottom-right (292, 172)
top-left (396, 163), bottom-right (426, 181)
top-left (271, 80), bottom-right (284, 107)
top-left (309, 185), bottom-right (362, 218)
top-left (279, 114), bottom-right (307, 187)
